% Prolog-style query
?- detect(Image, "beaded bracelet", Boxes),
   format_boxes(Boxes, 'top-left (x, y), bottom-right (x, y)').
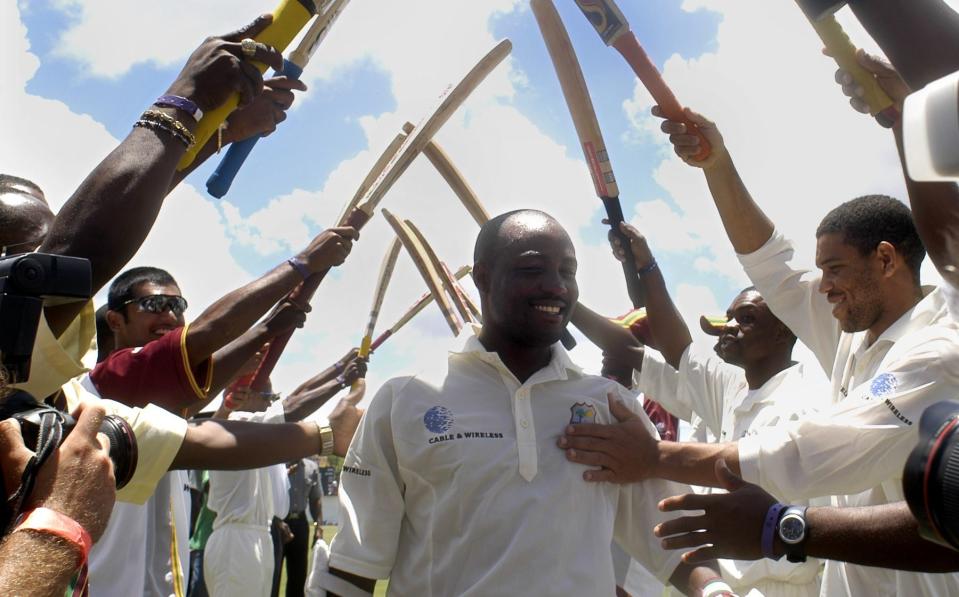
top-left (637, 259), bottom-right (658, 276)
top-left (134, 109), bottom-right (196, 149)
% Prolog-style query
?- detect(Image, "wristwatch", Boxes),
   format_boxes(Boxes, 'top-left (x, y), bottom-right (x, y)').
top-left (318, 423), bottom-right (335, 456)
top-left (777, 505), bottom-right (809, 563)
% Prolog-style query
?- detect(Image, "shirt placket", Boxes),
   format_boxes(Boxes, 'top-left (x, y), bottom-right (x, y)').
top-left (513, 385), bottom-right (537, 481)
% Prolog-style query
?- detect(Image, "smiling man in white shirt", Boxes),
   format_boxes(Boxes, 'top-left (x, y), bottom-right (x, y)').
top-left (324, 210), bottom-right (730, 597)
top-left (558, 111), bottom-right (959, 596)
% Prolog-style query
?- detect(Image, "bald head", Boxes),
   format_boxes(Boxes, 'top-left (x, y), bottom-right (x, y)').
top-left (474, 210), bottom-right (571, 266)
top-left (0, 175), bottom-right (54, 255)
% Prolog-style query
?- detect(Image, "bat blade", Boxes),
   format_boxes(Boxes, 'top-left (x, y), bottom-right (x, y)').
top-left (532, 0), bottom-right (618, 199)
top-left (353, 39), bottom-right (512, 217)
top-left (336, 132), bottom-right (408, 226)
top-left (382, 209), bottom-right (462, 336)
top-left (404, 219), bottom-right (473, 324)
top-left (288, 0), bottom-right (351, 70)
top-left (360, 236), bottom-right (403, 356)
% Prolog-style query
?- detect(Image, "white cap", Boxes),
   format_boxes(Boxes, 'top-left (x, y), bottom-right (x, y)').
top-left (904, 69), bottom-right (959, 182)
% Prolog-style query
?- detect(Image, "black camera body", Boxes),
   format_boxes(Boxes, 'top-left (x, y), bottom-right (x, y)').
top-left (0, 252), bottom-right (91, 384)
top-left (903, 400), bottom-right (959, 551)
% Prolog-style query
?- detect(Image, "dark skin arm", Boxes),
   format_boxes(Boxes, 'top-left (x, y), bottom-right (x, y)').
top-left (184, 226), bottom-right (357, 369)
top-left (569, 302), bottom-right (641, 361)
top-left (169, 418), bottom-right (328, 470)
top-left (607, 221), bottom-right (692, 369)
top-left (558, 393), bottom-right (739, 487)
top-left (288, 347), bottom-right (360, 396)
top-left (847, 0), bottom-right (959, 90)
top-left (655, 460), bottom-right (959, 572)
top-left (282, 360), bottom-right (366, 423)
top-left (40, 16), bottom-right (283, 336)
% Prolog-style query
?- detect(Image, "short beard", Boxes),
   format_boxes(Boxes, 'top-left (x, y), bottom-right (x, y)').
top-left (839, 296), bottom-right (883, 333)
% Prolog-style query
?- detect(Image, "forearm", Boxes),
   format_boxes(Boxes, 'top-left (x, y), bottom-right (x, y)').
top-left (290, 363), bottom-right (343, 396)
top-left (803, 502), bottom-right (959, 572)
top-left (639, 267), bottom-right (691, 368)
top-left (309, 498), bottom-right (322, 523)
top-left (569, 303), bottom-right (641, 360)
top-left (669, 560), bottom-right (722, 596)
top-left (893, 124), bottom-right (959, 289)
top-left (170, 419), bottom-right (322, 470)
top-left (654, 440), bottom-right (740, 487)
top-left (282, 380), bottom-right (343, 422)
top-left (849, 0), bottom-right (959, 90)
top-left (0, 532), bottom-right (81, 596)
top-left (207, 322), bottom-right (276, 397)
top-left (702, 154), bottom-right (775, 255)
top-left (40, 127), bottom-right (188, 335)
top-left (186, 262), bottom-right (302, 366)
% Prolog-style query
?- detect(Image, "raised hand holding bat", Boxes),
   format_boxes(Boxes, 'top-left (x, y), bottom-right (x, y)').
top-left (651, 105), bottom-right (726, 169)
top-left (296, 226), bottom-right (359, 272)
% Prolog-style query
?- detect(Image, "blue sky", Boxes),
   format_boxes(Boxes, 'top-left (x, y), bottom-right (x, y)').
top-left (6, 0), bottom-right (915, 408)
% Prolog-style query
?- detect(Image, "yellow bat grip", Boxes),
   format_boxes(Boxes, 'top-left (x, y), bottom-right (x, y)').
top-left (351, 335), bottom-right (372, 391)
top-left (177, 0), bottom-right (315, 170)
top-left (813, 16), bottom-right (895, 117)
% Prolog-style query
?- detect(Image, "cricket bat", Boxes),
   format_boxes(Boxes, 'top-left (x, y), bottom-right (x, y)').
top-left (250, 39), bottom-right (511, 388)
top-left (532, 0), bottom-right (645, 308)
top-left (404, 219), bottom-right (474, 324)
top-left (206, 0), bottom-right (352, 197)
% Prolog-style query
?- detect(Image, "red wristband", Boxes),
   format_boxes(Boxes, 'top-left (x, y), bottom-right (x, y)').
top-left (15, 507), bottom-right (93, 566)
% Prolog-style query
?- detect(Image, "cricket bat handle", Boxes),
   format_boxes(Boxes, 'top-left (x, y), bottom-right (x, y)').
top-left (350, 335), bottom-right (372, 391)
top-left (251, 206), bottom-right (372, 389)
top-left (177, 0), bottom-right (315, 171)
top-left (369, 330), bottom-right (392, 352)
top-left (612, 34), bottom-right (711, 161)
top-left (206, 58), bottom-right (304, 198)
top-left (813, 15), bottom-right (899, 128)
top-left (601, 196), bottom-right (645, 309)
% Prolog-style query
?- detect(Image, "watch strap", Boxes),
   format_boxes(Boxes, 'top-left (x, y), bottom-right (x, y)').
top-left (155, 95), bottom-right (203, 122)
top-left (317, 422), bottom-right (335, 456)
top-left (761, 502), bottom-right (786, 560)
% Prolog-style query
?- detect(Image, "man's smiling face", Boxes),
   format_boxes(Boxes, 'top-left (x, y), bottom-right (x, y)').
top-left (479, 213), bottom-right (578, 348)
top-left (109, 281), bottom-right (186, 349)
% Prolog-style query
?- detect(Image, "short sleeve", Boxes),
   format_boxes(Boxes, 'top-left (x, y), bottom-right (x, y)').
top-left (635, 349), bottom-right (681, 411)
top-left (13, 301), bottom-right (95, 400)
top-left (328, 380), bottom-right (406, 580)
top-left (739, 334), bottom-right (959, 501)
top-left (62, 378), bottom-right (187, 505)
top-left (89, 325), bottom-right (213, 412)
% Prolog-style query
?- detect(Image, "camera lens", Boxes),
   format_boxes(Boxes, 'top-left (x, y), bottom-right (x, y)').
top-left (97, 415), bottom-right (138, 490)
top-left (903, 400), bottom-right (959, 550)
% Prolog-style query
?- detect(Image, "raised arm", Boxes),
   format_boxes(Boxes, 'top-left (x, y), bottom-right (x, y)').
top-left (652, 106), bottom-right (774, 255)
top-left (569, 302), bottom-right (641, 361)
top-left (282, 360), bottom-right (366, 423)
top-left (607, 222), bottom-right (691, 368)
top-left (40, 16), bottom-right (283, 336)
top-left (184, 226), bottom-right (357, 368)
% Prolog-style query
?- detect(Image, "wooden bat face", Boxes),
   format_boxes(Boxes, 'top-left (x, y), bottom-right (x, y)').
top-left (532, 0), bottom-right (619, 199)
top-left (404, 219), bottom-right (473, 324)
top-left (289, 0), bottom-right (351, 68)
top-left (575, 0), bottom-right (630, 46)
top-left (363, 236), bottom-right (403, 342)
top-left (336, 132), bottom-right (407, 226)
top-left (382, 209), bottom-right (462, 336)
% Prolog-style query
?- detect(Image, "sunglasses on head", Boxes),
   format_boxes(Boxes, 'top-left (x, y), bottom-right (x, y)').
top-left (121, 294), bottom-right (189, 316)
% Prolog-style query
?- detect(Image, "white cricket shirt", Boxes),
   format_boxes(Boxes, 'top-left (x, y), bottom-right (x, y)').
top-left (330, 328), bottom-right (691, 596)
top-left (638, 345), bottom-right (826, 595)
top-left (737, 229), bottom-right (959, 596)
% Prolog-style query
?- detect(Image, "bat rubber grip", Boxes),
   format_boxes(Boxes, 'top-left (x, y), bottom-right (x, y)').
top-left (601, 197), bottom-right (645, 309)
top-left (369, 330), bottom-right (392, 353)
top-left (251, 207), bottom-right (372, 388)
top-left (813, 15), bottom-right (896, 124)
top-left (206, 59), bottom-right (305, 198)
top-left (612, 34), bottom-right (711, 161)
top-left (177, 0), bottom-right (315, 171)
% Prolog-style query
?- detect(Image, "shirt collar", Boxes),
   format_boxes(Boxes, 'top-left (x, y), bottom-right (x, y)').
top-left (734, 362), bottom-right (802, 414)
top-left (862, 285), bottom-right (946, 352)
top-left (451, 324), bottom-right (584, 383)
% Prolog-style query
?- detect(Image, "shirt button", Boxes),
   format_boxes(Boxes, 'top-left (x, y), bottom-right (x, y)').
top-left (520, 420), bottom-right (529, 429)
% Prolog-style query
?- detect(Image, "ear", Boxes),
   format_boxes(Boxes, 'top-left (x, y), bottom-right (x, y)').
top-left (472, 262), bottom-right (490, 294)
top-left (105, 309), bottom-right (125, 332)
top-left (875, 241), bottom-right (899, 278)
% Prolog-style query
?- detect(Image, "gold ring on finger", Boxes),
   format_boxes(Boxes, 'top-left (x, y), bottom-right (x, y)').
top-left (240, 38), bottom-right (257, 59)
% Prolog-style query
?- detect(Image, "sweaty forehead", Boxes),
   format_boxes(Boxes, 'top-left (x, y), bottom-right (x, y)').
top-left (133, 281), bottom-right (182, 298)
top-left (728, 289), bottom-right (766, 313)
top-left (500, 215), bottom-right (572, 252)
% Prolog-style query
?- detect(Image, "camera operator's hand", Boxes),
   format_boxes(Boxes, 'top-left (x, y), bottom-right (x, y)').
top-left (19, 403), bottom-right (116, 541)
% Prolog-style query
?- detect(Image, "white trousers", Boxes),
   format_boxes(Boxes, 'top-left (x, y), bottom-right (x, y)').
top-left (204, 524), bottom-right (273, 597)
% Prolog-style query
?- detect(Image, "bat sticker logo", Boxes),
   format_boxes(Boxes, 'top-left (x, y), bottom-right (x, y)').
top-left (575, 0), bottom-right (627, 45)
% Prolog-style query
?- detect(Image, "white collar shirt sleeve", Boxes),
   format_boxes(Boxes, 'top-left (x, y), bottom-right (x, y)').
top-left (737, 229), bottom-right (840, 376)
top-left (634, 348), bottom-right (684, 417)
top-left (676, 343), bottom-right (746, 441)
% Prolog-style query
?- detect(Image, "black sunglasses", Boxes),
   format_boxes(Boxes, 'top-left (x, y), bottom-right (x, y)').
top-left (120, 294), bottom-right (189, 316)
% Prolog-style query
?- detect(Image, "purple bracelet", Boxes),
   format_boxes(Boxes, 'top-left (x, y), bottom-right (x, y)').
top-left (287, 257), bottom-right (311, 280)
top-left (762, 502), bottom-right (786, 560)
top-left (155, 95), bottom-right (203, 122)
